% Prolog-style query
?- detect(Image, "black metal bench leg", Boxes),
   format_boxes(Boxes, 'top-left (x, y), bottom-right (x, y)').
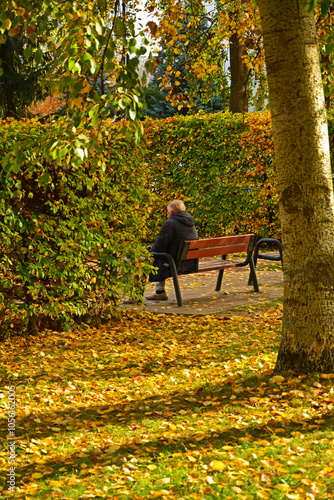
top-left (249, 258), bottom-right (259, 292)
top-left (169, 259), bottom-right (183, 306)
top-left (173, 274), bottom-right (183, 306)
top-left (215, 269), bottom-right (224, 291)
top-left (248, 249), bottom-right (258, 286)
top-left (216, 255), bottom-right (226, 291)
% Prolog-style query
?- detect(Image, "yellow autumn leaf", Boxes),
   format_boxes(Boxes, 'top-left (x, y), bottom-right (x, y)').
top-left (156, 478), bottom-right (171, 485)
top-left (151, 491), bottom-right (170, 497)
top-left (274, 484), bottom-right (291, 491)
top-left (301, 478), bottom-right (314, 486)
top-left (67, 477), bottom-right (81, 485)
top-left (256, 491), bottom-right (270, 499)
top-left (269, 375), bottom-right (285, 384)
top-left (3, 18), bottom-right (12, 30)
top-left (49, 480), bottom-right (63, 487)
top-left (41, 467), bottom-right (53, 474)
top-left (232, 486), bottom-right (242, 493)
top-left (31, 472), bottom-right (43, 479)
top-left (210, 460), bottom-right (225, 471)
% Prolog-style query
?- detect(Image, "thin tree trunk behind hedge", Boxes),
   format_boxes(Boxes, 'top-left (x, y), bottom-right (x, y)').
top-left (229, 33), bottom-right (249, 114)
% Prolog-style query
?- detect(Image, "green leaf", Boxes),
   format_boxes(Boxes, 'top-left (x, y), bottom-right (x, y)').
top-left (114, 17), bottom-right (125, 36)
top-left (81, 52), bottom-right (92, 62)
top-left (324, 84), bottom-right (330, 97)
top-left (41, 173), bottom-right (50, 184)
top-left (90, 59), bottom-right (97, 74)
top-left (95, 21), bottom-right (102, 35)
top-left (24, 45), bottom-right (32, 58)
top-left (75, 148), bottom-right (85, 161)
top-left (59, 147), bottom-right (68, 158)
top-left (129, 108), bottom-right (136, 120)
top-left (305, 0), bottom-right (315, 12)
top-left (71, 157), bottom-right (82, 167)
top-left (321, 0), bottom-right (331, 16)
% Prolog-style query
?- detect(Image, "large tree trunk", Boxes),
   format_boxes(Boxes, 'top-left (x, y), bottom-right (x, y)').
top-left (258, 0), bottom-right (334, 372)
top-left (229, 33), bottom-right (249, 113)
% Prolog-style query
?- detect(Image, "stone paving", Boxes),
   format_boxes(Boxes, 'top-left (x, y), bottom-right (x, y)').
top-left (125, 261), bottom-right (283, 316)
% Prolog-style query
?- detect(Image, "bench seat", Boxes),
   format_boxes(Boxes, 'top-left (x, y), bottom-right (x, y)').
top-left (198, 259), bottom-right (249, 273)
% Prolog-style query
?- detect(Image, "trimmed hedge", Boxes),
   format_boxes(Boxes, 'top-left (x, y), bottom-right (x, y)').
top-left (143, 111), bottom-right (280, 240)
top-left (144, 111), bottom-right (334, 241)
top-left (0, 118), bottom-right (153, 335)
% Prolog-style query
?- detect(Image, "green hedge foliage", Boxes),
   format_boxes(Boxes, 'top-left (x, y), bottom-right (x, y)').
top-left (143, 111), bottom-right (280, 240)
top-left (144, 111), bottom-right (334, 242)
top-left (0, 118), bottom-right (153, 335)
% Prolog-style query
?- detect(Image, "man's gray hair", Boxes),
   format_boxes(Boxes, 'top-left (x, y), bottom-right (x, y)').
top-left (168, 200), bottom-right (186, 213)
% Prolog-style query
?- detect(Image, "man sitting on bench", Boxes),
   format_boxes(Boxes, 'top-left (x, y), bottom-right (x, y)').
top-left (146, 200), bottom-right (198, 301)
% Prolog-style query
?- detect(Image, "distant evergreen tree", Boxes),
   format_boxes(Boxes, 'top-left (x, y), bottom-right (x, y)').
top-left (142, 54), bottom-right (176, 119)
top-left (143, 47), bottom-right (226, 119)
top-left (0, 33), bottom-right (50, 118)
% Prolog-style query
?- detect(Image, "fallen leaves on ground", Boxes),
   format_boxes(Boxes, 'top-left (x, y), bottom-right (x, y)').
top-left (1, 305), bottom-right (334, 499)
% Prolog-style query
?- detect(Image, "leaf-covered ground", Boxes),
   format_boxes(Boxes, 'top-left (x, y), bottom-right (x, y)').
top-left (1, 306), bottom-right (334, 499)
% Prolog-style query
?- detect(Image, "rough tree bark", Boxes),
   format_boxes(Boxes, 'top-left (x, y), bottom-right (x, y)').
top-left (258, 0), bottom-right (334, 372)
top-left (229, 33), bottom-right (249, 113)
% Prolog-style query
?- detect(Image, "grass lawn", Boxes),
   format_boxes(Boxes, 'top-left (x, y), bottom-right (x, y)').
top-left (1, 305), bottom-right (334, 499)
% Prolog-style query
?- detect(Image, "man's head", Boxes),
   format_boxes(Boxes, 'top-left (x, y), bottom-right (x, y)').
top-left (167, 200), bottom-right (186, 219)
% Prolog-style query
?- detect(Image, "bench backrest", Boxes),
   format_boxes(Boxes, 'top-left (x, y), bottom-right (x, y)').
top-left (177, 234), bottom-right (257, 264)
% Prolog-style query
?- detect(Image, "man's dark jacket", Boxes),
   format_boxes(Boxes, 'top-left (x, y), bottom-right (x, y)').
top-left (149, 211), bottom-right (198, 282)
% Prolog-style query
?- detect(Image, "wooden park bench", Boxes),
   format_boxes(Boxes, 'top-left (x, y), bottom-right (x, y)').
top-left (150, 233), bottom-right (259, 306)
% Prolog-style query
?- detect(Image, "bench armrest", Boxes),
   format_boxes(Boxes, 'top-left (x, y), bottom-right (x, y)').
top-left (150, 251), bottom-right (178, 274)
top-left (150, 251), bottom-right (183, 305)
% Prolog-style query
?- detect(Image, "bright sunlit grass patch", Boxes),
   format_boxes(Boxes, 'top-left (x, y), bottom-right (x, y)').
top-left (1, 306), bottom-right (334, 499)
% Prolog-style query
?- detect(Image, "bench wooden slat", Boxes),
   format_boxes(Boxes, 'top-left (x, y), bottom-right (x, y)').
top-left (187, 234), bottom-right (252, 250)
top-left (198, 260), bottom-right (241, 272)
top-left (185, 243), bottom-right (250, 260)
top-left (257, 251), bottom-right (280, 259)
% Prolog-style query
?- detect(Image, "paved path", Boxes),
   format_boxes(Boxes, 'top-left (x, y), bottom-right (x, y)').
top-left (125, 262), bottom-right (283, 316)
